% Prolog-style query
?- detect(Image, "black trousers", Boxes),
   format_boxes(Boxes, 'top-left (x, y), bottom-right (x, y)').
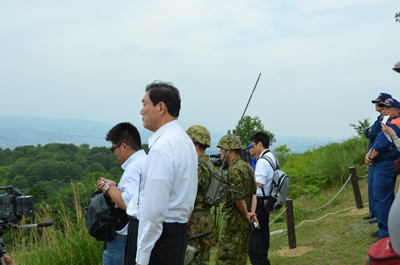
top-left (248, 197), bottom-right (271, 265)
top-left (124, 217), bottom-right (188, 265)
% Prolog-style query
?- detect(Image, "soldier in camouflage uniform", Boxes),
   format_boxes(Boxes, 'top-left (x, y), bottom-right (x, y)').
top-left (186, 125), bottom-right (214, 265)
top-left (215, 135), bottom-right (257, 265)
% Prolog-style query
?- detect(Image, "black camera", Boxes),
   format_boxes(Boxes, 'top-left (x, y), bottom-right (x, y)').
top-left (210, 149), bottom-right (250, 169)
top-left (0, 186), bottom-right (34, 229)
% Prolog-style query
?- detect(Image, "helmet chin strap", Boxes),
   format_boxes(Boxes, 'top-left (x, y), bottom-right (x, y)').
top-left (220, 73), bottom-right (262, 176)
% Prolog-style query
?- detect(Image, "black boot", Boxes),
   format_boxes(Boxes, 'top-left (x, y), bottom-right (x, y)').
top-left (369, 218), bottom-right (378, 224)
top-left (363, 213), bottom-right (375, 220)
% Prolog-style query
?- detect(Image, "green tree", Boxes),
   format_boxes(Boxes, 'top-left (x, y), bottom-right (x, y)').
top-left (12, 175), bottom-right (28, 189)
top-left (7, 158), bottom-right (31, 180)
top-left (227, 116), bottom-right (276, 147)
top-left (142, 144), bottom-right (149, 154)
top-left (88, 163), bottom-right (107, 173)
top-left (395, 12), bottom-right (400, 23)
top-left (0, 150), bottom-right (7, 166)
top-left (349, 118), bottom-right (370, 136)
top-left (28, 184), bottom-right (48, 201)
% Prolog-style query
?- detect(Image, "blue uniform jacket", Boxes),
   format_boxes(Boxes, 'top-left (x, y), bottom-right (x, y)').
top-left (249, 157), bottom-right (259, 170)
top-left (371, 115), bottom-right (400, 160)
top-left (364, 115), bottom-right (383, 150)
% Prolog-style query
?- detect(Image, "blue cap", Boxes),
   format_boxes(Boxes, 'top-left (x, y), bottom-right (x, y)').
top-left (247, 142), bottom-right (253, 148)
top-left (372, 93), bottom-right (392, 103)
top-left (378, 98), bottom-right (400, 109)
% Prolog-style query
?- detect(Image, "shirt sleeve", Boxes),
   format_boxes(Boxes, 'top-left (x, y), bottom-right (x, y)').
top-left (120, 165), bottom-right (141, 207)
top-left (136, 147), bottom-right (174, 265)
top-left (373, 123), bottom-right (400, 154)
top-left (394, 137), bottom-right (400, 152)
top-left (229, 167), bottom-right (246, 201)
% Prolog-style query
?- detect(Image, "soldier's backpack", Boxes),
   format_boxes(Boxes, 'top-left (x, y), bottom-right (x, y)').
top-left (85, 190), bottom-right (128, 242)
top-left (260, 150), bottom-right (289, 214)
top-left (198, 159), bottom-right (233, 207)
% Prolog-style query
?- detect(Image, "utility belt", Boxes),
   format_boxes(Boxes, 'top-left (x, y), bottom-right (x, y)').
top-left (375, 158), bottom-right (395, 163)
top-left (192, 209), bottom-right (211, 218)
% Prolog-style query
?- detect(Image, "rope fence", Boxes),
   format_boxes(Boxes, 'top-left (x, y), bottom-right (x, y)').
top-left (269, 166), bottom-right (366, 249)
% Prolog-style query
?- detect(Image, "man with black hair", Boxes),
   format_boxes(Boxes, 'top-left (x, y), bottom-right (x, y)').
top-left (97, 122), bottom-right (147, 265)
top-left (125, 81), bottom-right (197, 265)
top-left (248, 132), bottom-right (275, 265)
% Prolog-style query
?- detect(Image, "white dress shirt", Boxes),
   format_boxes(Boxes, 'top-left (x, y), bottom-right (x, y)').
top-left (129, 120), bottom-right (198, 265)
top-left (116, 149), bottom-right (147, 235)
top-left (255, 149), bottom-right (277, 197)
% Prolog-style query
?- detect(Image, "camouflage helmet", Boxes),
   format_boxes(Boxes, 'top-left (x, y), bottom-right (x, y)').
top-left (217, 134), bottom-right (242, 150)
top-left (186, 125), bottom-right (211, 148)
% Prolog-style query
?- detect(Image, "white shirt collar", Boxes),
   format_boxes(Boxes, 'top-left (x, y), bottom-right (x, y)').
top-left (260, 148), bottom-right (269, 157)
top-left (121, 149), bottom-right (147, 170)
top-left (148, 120), bottom-right (180, 148)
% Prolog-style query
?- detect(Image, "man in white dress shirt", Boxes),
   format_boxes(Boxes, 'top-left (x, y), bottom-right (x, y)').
top-left (124, 81), bottom-right (198, 265)
top-left (97, 122), bottom-right (147, 265)
top-left (248, 132), bottom-right (274, 265)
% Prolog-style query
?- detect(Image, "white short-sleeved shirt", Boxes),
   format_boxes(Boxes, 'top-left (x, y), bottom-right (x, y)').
top-left (115, 149), bottom-right (147, 235)
top-left (255, 149), bottom-right (277, 197)
top-left (126, 120), bottom-right (198, 265)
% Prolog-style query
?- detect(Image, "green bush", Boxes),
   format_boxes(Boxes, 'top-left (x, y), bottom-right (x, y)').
top-left (283, 136), bottom-right (369, 198)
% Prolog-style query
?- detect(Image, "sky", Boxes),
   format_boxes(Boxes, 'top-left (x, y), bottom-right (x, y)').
top-left (1, 0), bottom-right (400, 146)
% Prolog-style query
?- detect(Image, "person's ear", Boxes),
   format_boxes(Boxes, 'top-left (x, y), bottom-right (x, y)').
top-left (159, 102), bottom-right (167, 115)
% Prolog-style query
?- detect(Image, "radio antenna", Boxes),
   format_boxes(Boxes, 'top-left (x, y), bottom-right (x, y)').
top-left (220, 73), bottom-right (262, 175)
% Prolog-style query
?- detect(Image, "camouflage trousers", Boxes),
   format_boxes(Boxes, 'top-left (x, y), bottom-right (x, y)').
top-left (188, 211), bottom-right (213, 265)
top-left (215, 212), bottom-right (250, 265)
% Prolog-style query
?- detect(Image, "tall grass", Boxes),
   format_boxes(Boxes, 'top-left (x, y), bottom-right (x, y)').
top-left (283, 136), bottom-right (369, 198)
top-left (9, 184), bottom-right (103, 265)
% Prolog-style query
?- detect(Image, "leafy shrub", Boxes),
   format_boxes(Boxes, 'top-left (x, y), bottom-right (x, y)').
top-left (283, 136), bottom-right (368, 198)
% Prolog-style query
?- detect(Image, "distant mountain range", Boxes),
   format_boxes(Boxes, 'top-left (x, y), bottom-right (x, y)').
top-left (0, 116), bottom-right (329, 153)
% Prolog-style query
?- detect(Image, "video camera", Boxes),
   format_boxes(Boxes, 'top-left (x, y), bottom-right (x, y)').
top-left (0, 186), bottom-right (52, 265)
top-left (210, 149), bottom-right (251, 169)
top-left (0, 186), bottom-right (34, 230)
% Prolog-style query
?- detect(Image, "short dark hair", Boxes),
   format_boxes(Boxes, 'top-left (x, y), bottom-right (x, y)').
top-left (106, 122), bottom-right (142, 151)
top-left (146, 81), bottom-right (181, 117)
top-left (232, 149), bottom-right (241, 155)
top-left (197, 142), bottom-right (208, 151)
top-left (250, 132), bottom-right (270, 149)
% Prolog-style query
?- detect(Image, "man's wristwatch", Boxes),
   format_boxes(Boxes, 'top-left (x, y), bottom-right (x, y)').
top-left (104, 183), bottom-right (115, 193)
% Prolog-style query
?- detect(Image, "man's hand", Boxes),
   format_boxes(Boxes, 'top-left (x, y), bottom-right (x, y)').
top-left (97, 178), bottom-right (117, 195)
top-left (249, 212), bottom-right (259, 230)
top-left (3, 254), bottom-right (16, 265)
top-left (381, 122), bottom-right (397, 138)
top-left (245, 212), bottom-right (257, 225)
top-left (365, 153), bottom-right (373, 165)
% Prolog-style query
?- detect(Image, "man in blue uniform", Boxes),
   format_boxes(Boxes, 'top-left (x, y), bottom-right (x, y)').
top-left (247, 142), bottom-right (259, 170)
top-left (363, 93), bottom-right (392, 225)
top-left (365, 98), bottom-right (400, 242)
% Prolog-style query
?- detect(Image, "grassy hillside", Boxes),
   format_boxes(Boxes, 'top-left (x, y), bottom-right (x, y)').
top-left (8, 172), bottom-right (397, 265)
top-left (6, 135), bottom-right (397, 264)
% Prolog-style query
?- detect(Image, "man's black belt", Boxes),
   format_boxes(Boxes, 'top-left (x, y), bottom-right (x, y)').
top-left (375, 158), bottom-right (395, 163)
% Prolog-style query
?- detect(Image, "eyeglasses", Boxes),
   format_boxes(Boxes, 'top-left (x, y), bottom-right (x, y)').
top-left (110, 143), bottom-right (122, 153)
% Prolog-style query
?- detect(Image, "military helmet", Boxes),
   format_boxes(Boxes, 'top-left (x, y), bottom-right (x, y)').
top-left (217, 135), bottom-right (242, 150)
top-left (186, 125), bottom-right (211, 148)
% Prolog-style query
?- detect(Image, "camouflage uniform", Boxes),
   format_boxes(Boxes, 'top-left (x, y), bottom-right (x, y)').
top-left (215, 135), bottom-right (257, 265)
top-left (186, 125), bottom-right (214, 265)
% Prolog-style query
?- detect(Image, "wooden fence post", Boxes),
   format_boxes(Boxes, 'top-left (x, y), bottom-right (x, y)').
top-left (285, 199), bottom-right (297, 249)
top-left (349, 167), bottom-right (363, 209)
